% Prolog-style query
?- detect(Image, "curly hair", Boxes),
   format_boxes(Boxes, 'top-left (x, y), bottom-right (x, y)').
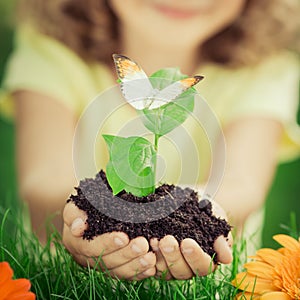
top-left (18, 0), bottom-right (300, 67)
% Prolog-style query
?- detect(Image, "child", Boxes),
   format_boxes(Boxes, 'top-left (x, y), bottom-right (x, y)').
top-left (1, 0), bottom-right (299, 280)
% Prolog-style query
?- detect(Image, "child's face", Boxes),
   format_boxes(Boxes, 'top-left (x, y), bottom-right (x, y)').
top-left (109, 0), bottom-right (246, 50)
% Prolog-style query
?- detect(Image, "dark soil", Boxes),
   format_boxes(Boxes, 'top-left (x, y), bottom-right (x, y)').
top-left (68, 170), bottom-right (231, 260)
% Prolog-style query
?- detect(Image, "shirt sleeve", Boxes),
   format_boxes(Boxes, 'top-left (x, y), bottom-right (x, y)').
top-left (0, 25), bottom-right (98, 119)
top-left (223, 52), bottom-right (300, 162)
top-left (224, 52), bottom-right (300, 124)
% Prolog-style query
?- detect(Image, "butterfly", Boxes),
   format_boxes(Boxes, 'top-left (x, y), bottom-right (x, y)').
top-left (113, 54), bottom-right (204, 110)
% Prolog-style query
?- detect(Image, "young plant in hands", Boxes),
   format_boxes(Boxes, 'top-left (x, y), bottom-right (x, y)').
top-left (64, 55), bottom-right (232, 281)
top-left (104, 54), bottom-right (203, 196)
top-left (98, 54), bottom-right (232, 280)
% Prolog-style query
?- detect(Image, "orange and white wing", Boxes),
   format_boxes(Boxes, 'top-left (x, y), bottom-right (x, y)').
top-left (113, 54), bottom-right (153, 110)
top-left (149, 75), bottom-right (204, 109)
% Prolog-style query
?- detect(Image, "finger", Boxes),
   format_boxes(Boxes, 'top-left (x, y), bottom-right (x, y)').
top-left (63, 225), bottom-right (129, 257)
top-left (74, 252), bottom-right (156, 281)
top-left (128, 267), bottom-right (156, 281)
top-left (110, 252), bottom-right (156, 280)
top-left (150, 238), bottom-right (172, 280)
top-left (227, 232), bottom-right (233, 248)
top-left (72, 253), bottom-right (91, 268)
top-left (101, 237), bottom-right (149, 269)
top-left (72, 254), bottom-right (88, 267)
top-left (63, 224), bottom-right (79, 254)
top-left (72, 253), bottom-right (107, 270)
top-left (63, 202), bottom-right (87, 227)
top-left (181, 238), bottom-right (214, 276)
top-left (159, 235), bottom-right (193, 280)
top-left (214, 235), bottom-right (233, 264)
top-left (63, 202), bottom-right (88, 237)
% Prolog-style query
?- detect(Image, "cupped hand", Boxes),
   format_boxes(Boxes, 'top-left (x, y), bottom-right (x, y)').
top-left (62, 202), bottom-right (156, 280)
top-left (150, 200), bottom-right (233, 280)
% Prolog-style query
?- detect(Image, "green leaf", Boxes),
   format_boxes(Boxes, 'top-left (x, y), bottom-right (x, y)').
top-left (150, 67), bottom-right (184, 89)
top-left (103, 135), bottom-right (156, 197)
top-left (140, 68), bottom-right (196, 136)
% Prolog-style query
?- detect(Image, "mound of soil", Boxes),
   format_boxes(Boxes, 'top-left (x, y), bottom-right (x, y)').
top-left (68, 171), bottom-right (231, 260)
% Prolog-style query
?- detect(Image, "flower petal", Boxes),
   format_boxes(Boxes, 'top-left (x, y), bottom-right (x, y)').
top-left (260, 291), bottom-right (292, 300)
top-left (244, 261), bottom-right (274, 280)
top-left (255, 249), bottom-right (283, 266)
top-left (235, 292), bottom-right (260, 299)
top-left (10, 292), bottom-right (36, 300)
top-left (0, 262), bottom-right (35, 300)
top-left (10, 278), bottom-right (31, 293)
top-left (273, 235), bottom-right (299, 251)
top-left (0, 261), bottom-right (14, 285)
top-left (0, 278), bottom-right (31, 299)
top-left (233, 272), bottom-right (276, 294)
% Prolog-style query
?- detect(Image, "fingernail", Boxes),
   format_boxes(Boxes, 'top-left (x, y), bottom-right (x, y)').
top-left (71, 218), bottom-right (84, 232)
top-left (182, 248), bottom-right (194, 255)
top-left (139, 258), bottom-right (148, 267)
top-left (131, 244), bottom-right (142, 253)
top-left (114, 237), bottom-right (125, 246)
top-left (162, 246), bottom-right (174, 253)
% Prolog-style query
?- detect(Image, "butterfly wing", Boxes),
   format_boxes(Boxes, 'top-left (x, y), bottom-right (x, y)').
top-left (149, 75), bottom-right (204, 109)
top-left (113, 54), bottom-right (154, 110)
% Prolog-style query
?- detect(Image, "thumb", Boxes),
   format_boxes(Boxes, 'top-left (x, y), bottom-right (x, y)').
top-left (214, 234), bottom-right (233, 264)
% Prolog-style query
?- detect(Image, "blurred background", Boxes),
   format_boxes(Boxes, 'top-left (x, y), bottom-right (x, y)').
top-left (0, 1), bottom-right (299, 248)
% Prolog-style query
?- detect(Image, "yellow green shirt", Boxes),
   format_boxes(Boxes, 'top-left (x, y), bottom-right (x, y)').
top-left (1, 25), bottom-right (299, 187)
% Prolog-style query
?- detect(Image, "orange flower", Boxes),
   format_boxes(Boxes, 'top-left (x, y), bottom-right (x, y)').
top-left (0, 261), bottom-right (36, 300)
top-left (232, 234), bottom-right (300, 300)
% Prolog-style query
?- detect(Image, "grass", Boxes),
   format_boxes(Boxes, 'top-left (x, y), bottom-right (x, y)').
top-left (0, 10), bottom-right (299, 299)
top-left (0, 205), bottom-right (248, 300)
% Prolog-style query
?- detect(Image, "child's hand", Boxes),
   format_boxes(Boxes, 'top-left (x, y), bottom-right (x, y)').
top-left (150, 235), bottom-right (232, 280)
top-left (62, 202), bottom-right (156, 280)
top-left (150, 201), bottom-right (233, 280)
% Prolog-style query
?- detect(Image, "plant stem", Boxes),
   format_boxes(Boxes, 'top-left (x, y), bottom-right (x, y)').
top-left (154, 134), bottom-right (159, 151)
top-left (153, 134), bottom-right (160, 186)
